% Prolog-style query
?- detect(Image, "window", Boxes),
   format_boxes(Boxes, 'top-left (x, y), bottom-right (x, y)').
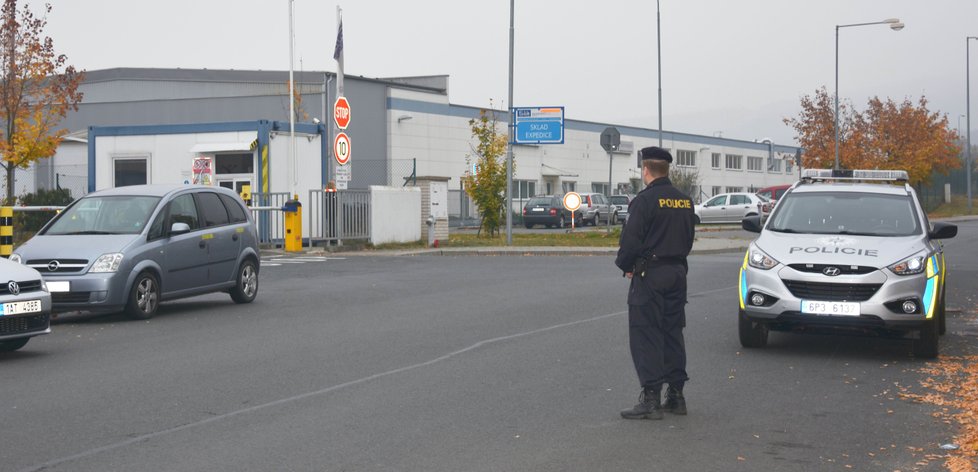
top-left (730, 195), bottom-right (750, 205)
top-left (148, 211), bottom-right (166, 240)
top-left (725, 154), bottom-right (742, 170)
top-left (215, 153), bottom-right (254, 174)
top-left (562, 181), bottom-right (576, 193)
top-left (197, 192), bottom-right (230, 227)
top-left (114, 158), bottom-right (148, 187)
top-left (726, 186), bottom-right (743, 193)
top-left (168, 194), bottom-right (199, 230)
top-left (704, 195), bottom-right (727, 207)
top-left (747, 156), bottom-right (764, 172)
top-left (786, 159), bottom-right (794, 174)
top-left (712, 186), bottom-right (721, 196)
top-left (711, 153), bottom-right (721, 169)
top-left (219, 194), bottom-right (249, 223)
top-left (515, 180), bottom-right (536, 199)
top-left (592, 183), bottom-right (609, 195)
top-left (676, 150), bottom-right (696, 167)
top-left (768, 159), bottom-right (782, 173)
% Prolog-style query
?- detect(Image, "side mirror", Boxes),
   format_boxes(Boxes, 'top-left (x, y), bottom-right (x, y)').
top-left (742, 215), bottom-right (763, 233)
top-left (929, 222), bottom-right (957, 240)
top-left (170, 222), bottom-right (191, 236)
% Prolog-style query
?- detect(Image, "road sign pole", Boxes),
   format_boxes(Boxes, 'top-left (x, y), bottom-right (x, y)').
top-left (608, 151), bottom-right (614, 234)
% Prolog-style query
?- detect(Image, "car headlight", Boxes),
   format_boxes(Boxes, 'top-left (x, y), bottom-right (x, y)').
top-left (748, 245), bottom-right (779, 270)
top-left (40, 278), bottom-right (49, 293)
top-left (889, 252), bottom-right (926, 276)
top-left (9, 253), bottom-right (21, 264)
top-left (90, 253), bottom-right (124, 273)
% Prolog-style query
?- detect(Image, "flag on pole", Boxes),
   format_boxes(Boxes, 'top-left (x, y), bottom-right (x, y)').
top-left (333, 19), bottom-right (343, 60)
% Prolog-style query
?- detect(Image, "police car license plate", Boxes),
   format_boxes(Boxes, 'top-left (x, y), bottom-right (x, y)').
top-left (0, 299), bottom-right (42, 316)
top-left (801, 300), bottom-right (860, 316)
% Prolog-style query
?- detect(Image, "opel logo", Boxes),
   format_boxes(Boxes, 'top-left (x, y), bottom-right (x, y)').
top-left (47, 260), bottom-right (60, 272)
top-left (8, 281), bottom-right (19, 295)
top-left (822, 266), bottom-right (841, 277)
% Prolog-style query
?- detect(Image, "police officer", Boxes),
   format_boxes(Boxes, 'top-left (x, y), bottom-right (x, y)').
top-left (615, 146), bottom-right (695, 420)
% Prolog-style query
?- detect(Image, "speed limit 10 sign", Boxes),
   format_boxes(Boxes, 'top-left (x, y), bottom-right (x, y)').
top-left (334, 132), bottom-right (351, 166)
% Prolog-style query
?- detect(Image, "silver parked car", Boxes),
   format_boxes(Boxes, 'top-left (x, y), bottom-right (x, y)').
top-left (609, 194), bottom-right (635, 224)
top-left (0, 257), bottom-right (52, 351)
top-left (577, 193), bottom-right (615, 226)
top-left (10, 184), bottom-right (260, 320)
top-left (694, 192), bottom-right (765, 224)
top-left (738, 170), bottom-right (955, 358)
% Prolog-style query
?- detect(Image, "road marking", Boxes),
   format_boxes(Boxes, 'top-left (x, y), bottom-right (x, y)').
top-left (18, 286), bottom-right (729, 471)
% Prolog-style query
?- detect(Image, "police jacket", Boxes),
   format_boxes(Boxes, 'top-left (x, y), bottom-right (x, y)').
top-left (615, 177), bottom-right (695, 274)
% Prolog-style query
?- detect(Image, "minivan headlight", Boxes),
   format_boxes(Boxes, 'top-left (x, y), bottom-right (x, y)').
top-left (40, 279), bottom-right (49, 293)
top-left (9, 253), bottom-right (21, 264)
top-left (90, 253), bottom-right (124, 273)
top-left (748, 245), bottom-right (779, 270)
top-left (889, 252), bottom-right (926, 276)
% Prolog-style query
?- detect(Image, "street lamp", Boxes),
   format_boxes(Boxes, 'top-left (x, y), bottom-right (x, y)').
top-left (834, 18), bottom-right (904, 170)
top-left (967, 36), bottom-right (977, 213)
top-left (657, 0), bottom-right (662, 147)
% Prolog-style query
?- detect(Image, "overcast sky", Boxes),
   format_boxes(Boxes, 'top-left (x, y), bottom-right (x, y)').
top-left (45, 0), bottom-right (978, 146)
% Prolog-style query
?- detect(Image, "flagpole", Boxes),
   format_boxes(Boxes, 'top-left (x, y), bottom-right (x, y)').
top-left (288, 0), bottom-right (296, 195)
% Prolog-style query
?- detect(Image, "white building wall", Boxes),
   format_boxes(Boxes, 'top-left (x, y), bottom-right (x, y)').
top-left (267, 132), bottom-right (324, 238)
top-left (370, 186), bottom-right (421, 245)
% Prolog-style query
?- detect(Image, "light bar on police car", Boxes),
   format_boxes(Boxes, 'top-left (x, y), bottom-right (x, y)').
top-left (801, 169), bottom-right (909, 182)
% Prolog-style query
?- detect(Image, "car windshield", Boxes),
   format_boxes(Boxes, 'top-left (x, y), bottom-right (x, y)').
top-left (610, 196), bottom-right (629, 204)
top-left (526, 197), bottom-right (552, 206)
top-left (766, 192), bottom-right (920, 236)
top-left (43, 195), bottom-right (161, 235)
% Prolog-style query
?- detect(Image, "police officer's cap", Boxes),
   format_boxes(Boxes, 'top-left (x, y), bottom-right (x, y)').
top-left (640, 146), bottom-right (672, 163)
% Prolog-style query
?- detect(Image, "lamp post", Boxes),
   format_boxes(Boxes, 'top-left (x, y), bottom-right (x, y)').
top-left (505, 0), bottom-right (515, 245)
top-left (657, 0), bottom-right (662, 147)
top-left (834, 18), bottom-right (904, 170)
top-left (968, 37), bottom-right (977, 213)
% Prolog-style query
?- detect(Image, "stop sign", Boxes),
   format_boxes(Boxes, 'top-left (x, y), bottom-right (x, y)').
top-left (333, 96), bottom-right (351, 129)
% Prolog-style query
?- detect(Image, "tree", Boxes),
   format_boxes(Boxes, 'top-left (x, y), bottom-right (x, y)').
top-left (461, 107), bottom-right (510, 237)
top-left (669, 166), bottom-right (700, 201)
top-left (0, 0), bottom-right (83, 202)
top-left (784, 87), bottom-right (960, 184)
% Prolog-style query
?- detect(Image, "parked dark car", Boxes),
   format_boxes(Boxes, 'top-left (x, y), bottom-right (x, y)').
top-left (522, 195), bottom-right (583, 229)
top-left (10, 184), bottom-right (260, 320)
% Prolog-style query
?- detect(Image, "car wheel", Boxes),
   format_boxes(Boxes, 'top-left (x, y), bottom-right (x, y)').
top-left (693, 214), bottom-right (701, 225)
top-left (913, 319), bottom-right (939, 359)
top-left (592, 213), bottom-right (599, 226)
top-left (557, 215), bottom-right (565, 229)
top-left (0, 338), bottom-right (29, 352)
top-left (738, 309), bottom-right (768, 348)
top-left (230, 259), bottom-right (259, 304)
top-left (125, 271), bottom-right (160, 320)
top-left (524, 224), bottom-right (533, 229)
top-left (545, 223), bottom-right (553, 229)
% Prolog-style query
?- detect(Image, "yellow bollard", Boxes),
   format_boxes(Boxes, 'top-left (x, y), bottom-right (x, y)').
top-left (0, 206), bottom-right (12, 258)
top-left (282, 195), bottom-right (302, 252)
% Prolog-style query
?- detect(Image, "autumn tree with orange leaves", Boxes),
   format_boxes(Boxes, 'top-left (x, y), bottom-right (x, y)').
top-left (0, 0), bottom-right (83, 202)
top-left (784, 87), bottom-right (960, 185)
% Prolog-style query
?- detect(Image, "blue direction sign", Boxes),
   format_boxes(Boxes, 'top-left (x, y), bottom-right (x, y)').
top-left (513, 107), bottom-right (564, 144)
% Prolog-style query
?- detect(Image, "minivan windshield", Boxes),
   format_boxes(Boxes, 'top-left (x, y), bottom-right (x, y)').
top-left (766, 192), bottom-right (920, 237)
top-left (44, 196), bottom-right (161, 235)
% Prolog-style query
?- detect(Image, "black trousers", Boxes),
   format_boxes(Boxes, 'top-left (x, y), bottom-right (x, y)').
top-left (628, 263), bottom-right (689, 391)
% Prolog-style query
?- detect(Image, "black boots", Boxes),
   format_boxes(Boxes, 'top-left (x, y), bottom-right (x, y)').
top-left (620, 388), bottom-right (663, 420)
top-left (663, 385), bottom-right (687, 415)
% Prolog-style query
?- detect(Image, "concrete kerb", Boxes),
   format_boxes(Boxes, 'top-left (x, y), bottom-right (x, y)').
top-left (259, 236), bottom-right (751, 258)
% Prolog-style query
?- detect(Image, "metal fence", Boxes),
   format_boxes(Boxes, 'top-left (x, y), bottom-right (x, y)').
top-left (307, 189), bottom-right (371, 245)
top-left (917, 165), bottom-right (972, 213)
top-left (250, 192), bottom-right (289, 246)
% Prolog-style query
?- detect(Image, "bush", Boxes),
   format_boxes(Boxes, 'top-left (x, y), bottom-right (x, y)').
top-left (15, 188), bottom-right (75, 236)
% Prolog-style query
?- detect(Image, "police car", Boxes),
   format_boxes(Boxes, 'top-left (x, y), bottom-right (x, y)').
top-left (738, 170), bottom-right (956, 358)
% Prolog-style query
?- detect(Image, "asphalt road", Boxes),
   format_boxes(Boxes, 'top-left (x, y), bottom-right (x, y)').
top-left (3, 221), bottom-right (977, 471)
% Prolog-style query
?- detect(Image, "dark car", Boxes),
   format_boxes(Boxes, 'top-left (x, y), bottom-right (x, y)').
top-left (11, 184), bottom-right (260, 320)
top-left (522, 195), bottom-right (582, 229)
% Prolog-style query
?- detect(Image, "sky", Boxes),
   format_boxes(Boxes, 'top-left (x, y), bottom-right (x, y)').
top-left (44, 0), bottom-right (978, 146)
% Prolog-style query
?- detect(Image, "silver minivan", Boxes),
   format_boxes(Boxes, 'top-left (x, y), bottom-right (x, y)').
top-left (10, 184), bottom-right (260, 320)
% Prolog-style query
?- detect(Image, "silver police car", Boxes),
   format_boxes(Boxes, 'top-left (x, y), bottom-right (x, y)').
top-left (738, 170), bottom-right (956, 358)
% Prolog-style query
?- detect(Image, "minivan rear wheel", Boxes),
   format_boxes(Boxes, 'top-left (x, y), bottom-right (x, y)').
top-left (230, 259), bottom-right (259, 304)
top-left (125, 272), bottom-right (160, 320)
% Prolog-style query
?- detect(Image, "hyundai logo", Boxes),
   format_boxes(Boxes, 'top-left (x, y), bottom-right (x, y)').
top-left (822, 266), bottom-right (841, 276)
top-left (47, 260), bottom-right (60, 272)
top-left (8, 281), bottom-right (19, 295)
